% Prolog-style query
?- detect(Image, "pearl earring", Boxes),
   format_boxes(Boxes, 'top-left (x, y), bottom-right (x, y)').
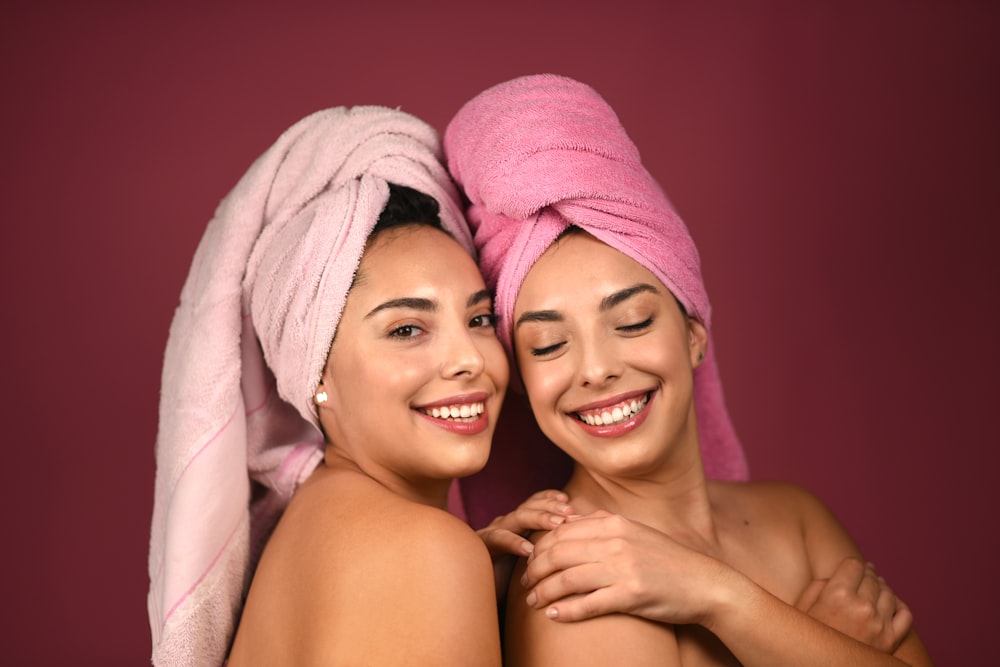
top-left (315, 391), bottom-right (328, 404)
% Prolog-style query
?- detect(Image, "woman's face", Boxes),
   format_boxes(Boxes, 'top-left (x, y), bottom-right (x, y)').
top-left (316, 224), bottom-right (508, 499)
top-left (513, 232), bottom-right (707, 479)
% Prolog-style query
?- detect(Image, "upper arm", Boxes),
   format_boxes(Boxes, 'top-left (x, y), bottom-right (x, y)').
top-left (504, 557), bottom-right (680, 667)
top-left (787, 484), bottom-right (934, 665)
top-left (783, 483), bottom-right (865, 579)
top-left (315, 508), bottom-right (502, 666)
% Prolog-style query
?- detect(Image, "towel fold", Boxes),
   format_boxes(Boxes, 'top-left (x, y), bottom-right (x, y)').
top-left (148, 106), bottom-right (471, 666)
top-left (445, 74), bottom-right (748, 482)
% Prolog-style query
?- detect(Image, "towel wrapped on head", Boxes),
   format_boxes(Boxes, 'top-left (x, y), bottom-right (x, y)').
top-left (148, 106), bottom-right (471, 666)
top-left (444, 73), bottom-right (749, 482)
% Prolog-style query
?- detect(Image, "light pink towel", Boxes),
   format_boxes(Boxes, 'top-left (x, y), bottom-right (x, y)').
top-left (148, 106), bottom-right (472, 666)
top-left (445, 74), bottom-right (749, 482)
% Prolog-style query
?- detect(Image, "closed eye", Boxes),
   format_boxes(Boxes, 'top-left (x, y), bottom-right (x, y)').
top-left (531, 341), bottom-right (565, 357)
top-left (618, 317), bottom-right (653, 333)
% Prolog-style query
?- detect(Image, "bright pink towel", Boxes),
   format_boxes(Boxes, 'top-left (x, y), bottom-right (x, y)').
top-left (445, 74), bottom-right (748, 482)
top-left (148, 107), bottom-right (472, 666)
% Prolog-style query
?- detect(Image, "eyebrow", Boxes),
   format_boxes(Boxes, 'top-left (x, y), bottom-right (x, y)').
top-left (365, 289), bottom-right (493, 319)
top-left (515, 283), bottom-right (661, 329)
top-left (599, 283), bottom-right (660, 311)
top-left (468, 289), bottom-right (492, 308)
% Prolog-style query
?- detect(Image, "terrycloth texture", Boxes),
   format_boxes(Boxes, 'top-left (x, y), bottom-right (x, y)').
top-left (445, 74), bottom-right (749, 482)
top-left (148, 106), bottom-right (472, 666)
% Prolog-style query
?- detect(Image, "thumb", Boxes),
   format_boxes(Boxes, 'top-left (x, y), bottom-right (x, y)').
top-left (795, 578), bottom-right (827, 611)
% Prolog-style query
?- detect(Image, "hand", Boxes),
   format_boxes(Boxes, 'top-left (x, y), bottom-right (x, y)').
top-left (521, 510), bottom-right (739, 625)
top-left (477, 490), bottom-right (574, 602)
top-left (795, 557), bottom-right (913, 653)
top-left (476, 489), bottom-right (574, 560)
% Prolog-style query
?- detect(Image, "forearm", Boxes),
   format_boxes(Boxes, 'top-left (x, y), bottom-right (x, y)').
top-left (707, 574), bottom-right (931, 667)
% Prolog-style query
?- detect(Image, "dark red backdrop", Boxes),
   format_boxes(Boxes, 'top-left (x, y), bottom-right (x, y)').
top-left (2, 2), bottom-right (996, 664)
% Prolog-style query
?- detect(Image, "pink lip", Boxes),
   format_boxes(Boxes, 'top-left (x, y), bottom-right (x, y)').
top-left (570, 390), bottom-right (655, 439)
top-left (413, 391), bottom-right (492, 436)
top-left (413, 391), bottom-right (489, 410)
top-left (570, 389), bottom-right (651, 414)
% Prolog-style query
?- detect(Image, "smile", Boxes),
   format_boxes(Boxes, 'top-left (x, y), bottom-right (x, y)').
top-left (574, 393), bottom-right (649, 426)
top-left (417, 402), bottom-right (485, 422)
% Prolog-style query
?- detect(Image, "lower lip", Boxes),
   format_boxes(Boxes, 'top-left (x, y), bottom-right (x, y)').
top-left (573, 392), bottom-right (653, 438)
top-left (415, 408), bottom-right (490, 435)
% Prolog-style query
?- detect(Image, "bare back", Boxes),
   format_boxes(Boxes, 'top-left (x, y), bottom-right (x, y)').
top-left (230, 464), bottom-right (501, 666)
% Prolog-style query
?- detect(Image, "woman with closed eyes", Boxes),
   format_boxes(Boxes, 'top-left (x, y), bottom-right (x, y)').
top-left (445, 74), bottom-right (934, 666)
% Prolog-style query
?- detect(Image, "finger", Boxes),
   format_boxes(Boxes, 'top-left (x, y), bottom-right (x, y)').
top-left (526, 489), bottom-right (570, 504)
top-left (514, 492), bottom-right (574, 517)
top-left (795, 578), bottom-right (827, 611)
top-left (827, 557), bottom-right (866, 592)
top-left (532, 511), bottom-right (627, 554)
top-left (875, 579), bottom-right (897, 620)
top-left (528, 562), bottom-right (611, 609)
top-left (857, 568), bottom-right (881, 603)
top-left (494, 507), bottom-right (568, 533)
top-left (523, 537), bottom-right (606, 588)
top-left (890, 599), bottom-right (914, 647)
top-left (478, 528), bottom-right (534, 558)
top-left (542, 586), bottom-right (624, 622)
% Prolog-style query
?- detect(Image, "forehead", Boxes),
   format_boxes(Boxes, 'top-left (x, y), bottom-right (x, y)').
top-left (352, 224), bottom-right (482, 295)
top-left (516, 233), bottom-right (658, 307)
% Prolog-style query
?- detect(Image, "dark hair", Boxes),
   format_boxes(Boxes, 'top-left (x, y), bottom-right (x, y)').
top-left (370, 183), bottom-right (444, 239)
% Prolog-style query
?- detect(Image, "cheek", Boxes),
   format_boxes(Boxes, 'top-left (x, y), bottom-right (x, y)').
top-left (479, 337), bottom-right (510, 389)
top-left (518, 357), bottom-right (571, 411)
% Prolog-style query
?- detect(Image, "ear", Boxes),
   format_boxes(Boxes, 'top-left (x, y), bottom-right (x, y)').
top-left (688, 318), bottom-right (708, 368)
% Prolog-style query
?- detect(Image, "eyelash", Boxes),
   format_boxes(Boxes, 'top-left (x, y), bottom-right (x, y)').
top-left (389, 324), bottom-right (423, 339)
top-left (529, 317), bottom-right (651, 356)
top-left (471, 313), bottom-right (498, 329)
top-left (531, 342), bottom-right (565, 357)
top-left (618, 317), bottom-right (653, 333)
top-left (388, 313), bottom-right (497, 339)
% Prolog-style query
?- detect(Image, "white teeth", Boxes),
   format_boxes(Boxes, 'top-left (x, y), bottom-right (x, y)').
top-left (577, 395), bottom-right (648, 427)
top-left (423, 402), bottom-right (484, 421)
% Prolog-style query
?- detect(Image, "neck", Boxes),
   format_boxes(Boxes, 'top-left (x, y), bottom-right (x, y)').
top-left (323, 446), bottom-right (451, 510)
top-left (564, 448), bottom-right (718, 544)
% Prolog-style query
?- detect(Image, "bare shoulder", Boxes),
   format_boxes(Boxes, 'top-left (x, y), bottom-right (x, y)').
top-left (711, 479), bottom-right (862, 578)
top-left (232, 469), bottom-right (500, 666)
top-left (504, 557), bottom-right (679, 667)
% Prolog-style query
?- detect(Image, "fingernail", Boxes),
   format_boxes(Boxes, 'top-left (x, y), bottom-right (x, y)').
top-left (521, 541), bottom-right (534, 555)
top-left (550, 515), bottom-right (565, 525)
top-left (556, 503), bottom-right (571, 513)
top-left (526, 592), bottom-right (537, 607)
top-left (546, 607), bottom-right (559, 619)
top-left (520, 573), bottom-right (528, 586)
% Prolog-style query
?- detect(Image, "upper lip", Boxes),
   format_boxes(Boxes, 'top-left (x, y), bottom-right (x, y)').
top-left (413, 391), bottom-right (490, 410)
top-left (569, 388), bottom-right (653, 414)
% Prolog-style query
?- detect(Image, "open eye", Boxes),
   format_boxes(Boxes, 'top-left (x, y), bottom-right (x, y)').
top-left (470, 313), bottom-right (498, 329)
top-left (389, 324), bottom-right (424, 339)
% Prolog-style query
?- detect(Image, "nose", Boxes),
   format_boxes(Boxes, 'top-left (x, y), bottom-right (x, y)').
top-left (440, 326), bottom-right (486, 379)
top-left (576, 334), bottom-right (622, 388)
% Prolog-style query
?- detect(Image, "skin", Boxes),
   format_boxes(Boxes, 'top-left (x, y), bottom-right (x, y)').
top-left (228, 224), bottom-right (508, 666)
top-left (501, 232), bottom-right (933, 666)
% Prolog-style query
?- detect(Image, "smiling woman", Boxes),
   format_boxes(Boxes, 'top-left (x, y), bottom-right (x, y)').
top-left (445, 74), bottom-right (934, 666)
top-left (148, 108), bottom-right (505, 666)
top-left (229, 192), bottom-right (508, 665)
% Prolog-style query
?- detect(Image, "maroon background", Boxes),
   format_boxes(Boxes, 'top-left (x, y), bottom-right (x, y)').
top-left (2, 2), bottom-right (996, 664)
